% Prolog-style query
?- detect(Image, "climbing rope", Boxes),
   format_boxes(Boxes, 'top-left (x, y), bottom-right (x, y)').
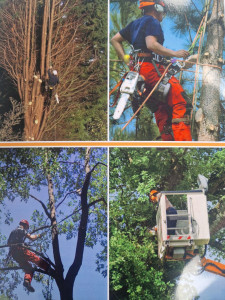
top-left (121, 63), bottom-right (172, 132)
top-left (110, 0), bottom-right (221, 136)
top-left (190, 0), bottom-right (211, 132)
top-left (0, 243), bottom-right (55, 268)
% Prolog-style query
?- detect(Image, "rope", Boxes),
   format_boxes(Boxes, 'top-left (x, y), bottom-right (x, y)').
top-left (191, 0), bottom-right (211, 131)
top-left (111, 0), bottom-right (217, 135)
top-left (121, 63), bottom-right (172, 132)
top-left (0, 243), bottom-right (55, 268)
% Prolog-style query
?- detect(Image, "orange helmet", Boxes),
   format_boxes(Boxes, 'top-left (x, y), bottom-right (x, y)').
top-left (139, 0), bottom-right (165, 9)
top-left (149, 189), bottom-right (159, 203)
top-left (20, 219), bottom-right (29, 229)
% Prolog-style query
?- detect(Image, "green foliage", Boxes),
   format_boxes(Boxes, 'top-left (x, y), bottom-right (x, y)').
top-left (57, 0), bottom-right (108, 141)
top-left (110, 230), bottom-right (173, 299)
top-left (109, 148), bottom-right (225, 298)
top-left (0, 148), bottom-right (107, 299)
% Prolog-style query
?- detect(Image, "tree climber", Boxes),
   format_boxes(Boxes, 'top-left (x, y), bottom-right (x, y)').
top-left (149, 189), bottom-right (177, 234)
top-left (7, 219), bottom-right (50, 293)
top-left (111, 0), bottom-right (192, 141)
top-left (48, 66), bottom-right (59, 101)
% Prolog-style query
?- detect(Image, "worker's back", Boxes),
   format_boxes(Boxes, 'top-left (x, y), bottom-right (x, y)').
top-left (8, 226), bottom-right (26, 245)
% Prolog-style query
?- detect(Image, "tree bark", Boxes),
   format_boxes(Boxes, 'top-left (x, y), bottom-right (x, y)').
top-left (197, 0), bottom-right (225, 141)
top-left (46, 148), bottom-right (94, 300)
top-left (63, 147), bottom-right (92, 300)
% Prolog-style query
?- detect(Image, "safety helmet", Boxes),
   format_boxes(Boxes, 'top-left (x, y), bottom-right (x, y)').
top-left (53, 70), bottom-right (58, 76)
top-left (149, 189), bottom-right (159, 203)
top-left (19, 219), bottom-right (29, 229)
top-left (139, 0), bottom-right (165, 13)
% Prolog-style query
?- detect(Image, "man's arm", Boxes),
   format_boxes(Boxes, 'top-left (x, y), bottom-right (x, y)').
top-left (26, 233), bottom-right (41, 241)
top-left (111, 32), bottom-right (127, 62)
top-left (146, 35), bottom-right (189, 58)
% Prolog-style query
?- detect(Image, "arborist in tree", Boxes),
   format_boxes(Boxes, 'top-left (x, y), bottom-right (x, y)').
top-left (111, 0), bottom-right (193, 141)
top-left (7, 219), bottom-right (50, 293)
top-left (149, 189), bottom-right (177, 235)
top-left (47, 66), bottom-right (59, 103)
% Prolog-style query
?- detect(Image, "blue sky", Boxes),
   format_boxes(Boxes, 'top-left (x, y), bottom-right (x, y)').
top-left (109, 4), bottom-right (192, 139)
top-left (0, 154), bottom-right (107, 300)
top-left (109, 0), bottom-right (209, 140)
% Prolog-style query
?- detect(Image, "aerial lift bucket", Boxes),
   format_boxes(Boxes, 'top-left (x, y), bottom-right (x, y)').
top-left (156, 190), bottom-right (210, 260)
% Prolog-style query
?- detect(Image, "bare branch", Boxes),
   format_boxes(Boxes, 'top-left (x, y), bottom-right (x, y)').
top-left (90, 162), bottom-right (107, 174)
top-left (30, 194), bottom-right (51, 219)
top-left (0, 266), bottom-right (22, 271)
top-left (88, 198), bottom-right (107, 208)
top-left (56, 191), bottom-right (78, 210)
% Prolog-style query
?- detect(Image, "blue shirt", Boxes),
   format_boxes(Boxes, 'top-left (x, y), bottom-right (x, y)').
top-left (119, 15), bottom-right (164, 53)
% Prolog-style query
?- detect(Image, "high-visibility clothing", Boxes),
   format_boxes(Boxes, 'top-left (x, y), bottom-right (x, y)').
top-left (139, 62), bottom-right (192, 141)
top-left (11, 247), bottom-right (49, 283)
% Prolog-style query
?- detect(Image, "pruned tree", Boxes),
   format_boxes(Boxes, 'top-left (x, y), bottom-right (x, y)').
top-left (0, 0), bottom-right (104, 141)
top-left (0, 148), bottom-right (107, 300)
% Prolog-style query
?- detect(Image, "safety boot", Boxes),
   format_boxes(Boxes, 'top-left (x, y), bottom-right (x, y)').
top-left (23, 279), bottom-right (35, 292)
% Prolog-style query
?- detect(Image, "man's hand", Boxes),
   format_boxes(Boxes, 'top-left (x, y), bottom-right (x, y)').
top-left (174, 50), bottom-right (190, 59)
top-left (182, 54), bottom-right (198, 69)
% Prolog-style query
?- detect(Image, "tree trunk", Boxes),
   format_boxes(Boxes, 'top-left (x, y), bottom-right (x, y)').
top-left (197, 0), bottom-right (225, 141)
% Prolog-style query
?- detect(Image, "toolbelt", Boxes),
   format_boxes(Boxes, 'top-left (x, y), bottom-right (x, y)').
top-left (137, 52), bottom-right (165, 64)
top-left (135, 51), bottom-right (171, 105)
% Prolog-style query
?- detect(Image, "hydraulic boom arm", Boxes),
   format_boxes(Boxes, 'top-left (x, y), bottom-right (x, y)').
top-left (201, 257), bottom-right (225, 277)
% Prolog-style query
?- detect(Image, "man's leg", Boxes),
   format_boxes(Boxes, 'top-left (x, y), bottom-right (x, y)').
top-left (23, 249), bottom-right (49, 272)
top-left (166, 206), bottom-right (178, 235)
top-left (140, 63), bottom-right (192, 141)
top-left (11, 249), bottom-right (35, 292)
top-left (167, 77), bottom-right (192, 141)
top-left (140, 63), bottom-right (174, 140)
top-left (154, 104), bottom-right (174, 141)
top-left (22, 261), bottom-right (35, 292)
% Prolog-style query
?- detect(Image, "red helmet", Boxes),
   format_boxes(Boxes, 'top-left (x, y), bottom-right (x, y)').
top-left (20, 219), bottom-right (29, 229)
top-left (139, 0), bottom-right (165, 10)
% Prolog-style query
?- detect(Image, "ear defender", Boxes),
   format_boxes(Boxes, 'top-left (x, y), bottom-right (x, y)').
top-left (154, 4), bottom-right (165, 13)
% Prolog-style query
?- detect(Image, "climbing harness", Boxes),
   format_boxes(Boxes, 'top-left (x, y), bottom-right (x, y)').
top-left (121, 62), bottom-right (172, 132)
top-left (0, 242), bottom-right (55, 269)
top-left (111, 45), bottom-right (185, 121)
top-left (110, 0), bottom-right (222, 137)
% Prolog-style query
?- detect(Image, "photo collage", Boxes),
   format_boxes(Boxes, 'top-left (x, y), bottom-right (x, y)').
top-left (0, 0), bottom-right (225, 300)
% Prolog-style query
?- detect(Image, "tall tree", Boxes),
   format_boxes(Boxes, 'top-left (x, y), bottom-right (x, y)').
top-left (197, 0), bottom-right (225, 140)
top-left (0, 148), bottom-right (107, 299)
top-left (110, 148), bottom-right (225, 299)
top-left (110, 0), bottom-right (225, 141)
top-left (0, 0), bottom-right (107, 141)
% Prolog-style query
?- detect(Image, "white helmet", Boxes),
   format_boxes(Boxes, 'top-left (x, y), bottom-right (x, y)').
top-left (53, 70), bottom-right (58, 75)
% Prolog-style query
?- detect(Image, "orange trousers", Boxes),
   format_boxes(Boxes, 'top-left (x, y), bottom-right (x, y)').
top-left (11, 247), bottom-right (49, 283)
top-left (139, 62), bottom-right (192, 141)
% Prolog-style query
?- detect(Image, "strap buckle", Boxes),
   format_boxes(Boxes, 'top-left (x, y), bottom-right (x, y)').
top-left (152, 53), bottom-right (164, 63)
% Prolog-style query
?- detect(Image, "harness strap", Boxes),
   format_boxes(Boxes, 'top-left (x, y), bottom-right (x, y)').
top-left (137, 53), bottom-right (152, 58)
top-left (152, 60), bottom-right (162, 77)
top-left (137, 52), bottom-right (165, 63)
top-left (172, 116), bottom-right (190, 125)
